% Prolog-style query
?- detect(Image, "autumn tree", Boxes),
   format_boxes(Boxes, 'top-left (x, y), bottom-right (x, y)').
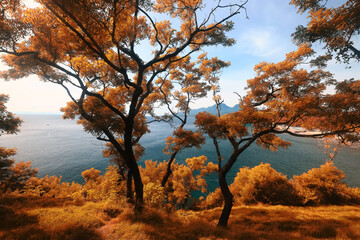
top-left (61, 85), bottom-right (151, 203)
top-left (0, 0), bottom-right (248, 209)
top-left (195, 44), bottom-right (360, 226)
top-left (290, 0), bottom-right (360, 63)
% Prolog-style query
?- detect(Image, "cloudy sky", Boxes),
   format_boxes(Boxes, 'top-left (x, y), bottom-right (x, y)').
top-left (0, 0), bottom-right (357, 114)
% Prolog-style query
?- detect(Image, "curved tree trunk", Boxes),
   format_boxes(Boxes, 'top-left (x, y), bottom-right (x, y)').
top-left (217, 172), bottom-right (233, 227)
top-left (161, 152), bottom-right (177, 187)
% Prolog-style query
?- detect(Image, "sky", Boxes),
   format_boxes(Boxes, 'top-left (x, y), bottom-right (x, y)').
top-left (0, 0), bottom-right (358, 114)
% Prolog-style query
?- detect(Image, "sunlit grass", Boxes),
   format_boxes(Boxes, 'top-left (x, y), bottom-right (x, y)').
top-left (1, 195), bottom-right (360, 239)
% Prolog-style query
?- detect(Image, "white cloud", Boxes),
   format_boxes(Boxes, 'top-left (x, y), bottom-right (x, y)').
top-left (237, 28), bottom-right (282, 57)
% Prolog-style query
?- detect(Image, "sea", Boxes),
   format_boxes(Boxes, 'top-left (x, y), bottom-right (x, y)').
top-left (1, 114), bottom-right (360, 192)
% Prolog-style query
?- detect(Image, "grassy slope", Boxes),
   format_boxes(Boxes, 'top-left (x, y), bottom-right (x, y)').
top-left (1, 196), bottom-right (360, 240)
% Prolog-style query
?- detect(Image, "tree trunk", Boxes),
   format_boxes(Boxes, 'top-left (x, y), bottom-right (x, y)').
top-left (124, 148), bottom-right (143, 210)
top-left (161, 152), bottom-right (177, 187)
top-left (126, 168), bottom-right (134, 203)
top-left (124, 114), bottom-right (144, 211)
top-left (217, 172), bottom-right (233, 227)
top-left (132, 164), bottom-right (144, 211)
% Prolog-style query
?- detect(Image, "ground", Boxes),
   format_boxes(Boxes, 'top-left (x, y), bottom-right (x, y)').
top-left (1, 196), bottom-right (360, 240)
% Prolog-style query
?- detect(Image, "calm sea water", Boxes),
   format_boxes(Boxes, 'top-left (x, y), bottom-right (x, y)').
top-left (1, 114), bottom-right (360, 191)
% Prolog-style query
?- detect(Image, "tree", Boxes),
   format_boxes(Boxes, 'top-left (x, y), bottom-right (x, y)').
top-left (159, 55), bottom-right (229, 187)
top-left (0, 0), bottom-right (248, 209)
top-left (195, 44), bottom-right (360, 226)
top-left (0, 94), bottom-right (22, 185)
top-left (290, 0), bottom-right (360, 63)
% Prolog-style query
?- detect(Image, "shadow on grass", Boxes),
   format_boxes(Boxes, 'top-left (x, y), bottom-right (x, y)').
top-left (0, 196), bottom-right (100, 240)
top-left (0, 206), bottom-right (38, 230)
top-left (1, 225), bottom-right (102, 240)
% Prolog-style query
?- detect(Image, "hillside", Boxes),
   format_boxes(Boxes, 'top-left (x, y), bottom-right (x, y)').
top-left (1, 195), bottom-right (360, 240)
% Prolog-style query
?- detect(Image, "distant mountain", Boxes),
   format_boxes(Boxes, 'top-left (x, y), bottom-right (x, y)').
top-left (189, 104), bottom-right (239, 116)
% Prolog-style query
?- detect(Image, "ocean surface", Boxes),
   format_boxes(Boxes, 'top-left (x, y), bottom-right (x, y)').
top-left (1, 114), bottom-right (360, 191)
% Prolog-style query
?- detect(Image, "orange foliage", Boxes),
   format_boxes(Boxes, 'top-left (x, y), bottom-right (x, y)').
top-left (81, 165), bottom-right (126, 203)
top-left (292, 161), bottom-right (360, 205)
top-left (140, 156), bottom-right (217, 208)
top-left (291, 0), bottom-right (360, 62)
top-left (0, 148), bottom-right (37, 193)
top-left (163, 128), bottom-right (204, 154)
top-left (19, 165), bottom-right (125, 204)
top-left (201, 162), bottom-right (360, 209)
top-left (82, 168), bottom-right (101, 182)
top-left (229, 163), bottom-right (301, 206)
top-left (0, 0), bottom-right (245, 207)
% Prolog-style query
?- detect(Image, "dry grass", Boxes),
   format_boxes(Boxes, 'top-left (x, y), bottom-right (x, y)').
top-left (1, 195), bottom-right (360, 239)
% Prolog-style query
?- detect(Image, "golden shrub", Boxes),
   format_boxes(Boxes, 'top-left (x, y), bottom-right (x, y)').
top-left (292, 161), bottom-right (360, 205)
top-left (230, 163), bottom-right (301, 206)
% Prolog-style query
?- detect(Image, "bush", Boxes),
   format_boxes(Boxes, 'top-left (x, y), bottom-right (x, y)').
top-left (14, 165), bottom-right (126, 204)
top-left (230, 163), bottom-right (301, 206)
top-left (292, 161), bottom-right (360, 205)
top-left (143, 182), bottom-right (166, 208)
top-left (81, 165), bottom-right (126, 203)
top-left (201, 163), bottom-right (301, 209)
top-left (0, 160), bottom-right (37, 193)
top-left (199, 187), bottom-right (223, 209)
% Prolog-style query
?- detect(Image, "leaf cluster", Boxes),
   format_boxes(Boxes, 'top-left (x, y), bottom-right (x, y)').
top-left (291, 0), bottom-right (360, 63)
top-left (0, 94), bottom-right (22, 136)
top-left (140, 156), bottom-right (217, 208)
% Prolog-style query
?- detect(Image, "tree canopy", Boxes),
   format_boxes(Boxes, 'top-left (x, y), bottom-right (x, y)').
top-left (195, 44), bottom-right (360, 226)
top-left (0, 0), bottom-right (247, 208)
top-left (291, 0), bottom-right (360, 63)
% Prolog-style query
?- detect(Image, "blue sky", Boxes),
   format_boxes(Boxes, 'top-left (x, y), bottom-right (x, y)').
top-left (0, 0), bottom-right (357, 114)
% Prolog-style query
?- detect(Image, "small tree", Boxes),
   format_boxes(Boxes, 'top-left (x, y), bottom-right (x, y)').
top-left (195, 44), bottom-right (360, 226)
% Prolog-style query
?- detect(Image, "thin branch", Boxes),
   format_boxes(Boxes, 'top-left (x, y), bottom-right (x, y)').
top-left (138, 7), bottom-right (164, 56)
